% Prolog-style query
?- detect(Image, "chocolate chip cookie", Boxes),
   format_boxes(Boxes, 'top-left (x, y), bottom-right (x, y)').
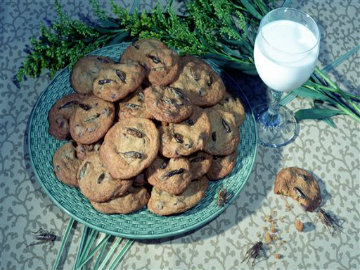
top-left (215, 92), bottom-right (246, 126)
top-left (92, 62), bottom-right (146, 102)
top-left (144, 85), bottom-right (193, 123)
top-left (99, 118), bottom-right (159, 179)
top-left (48, 93), bottom-right (86, 140)
top-left (91, 186), bottom-right (150, 214)
top-left (159, 106), bottom-right (211, 157)
top-left (146, 156), bottom-right (192, 195)
top-left (69, 95), bottom-right (115, 144)
top-left (118, 87), bottom-right (153, 120)
top-left (120, 39), bottom-right (180, 86)
top-left (206, 151), bottom-right (237, 180)
top-left (71, 55), bottom-right (115, 94)
top-left (170, 56), bottom-right (225, 106)
top-left (53, 142), bottom-right (81, 187)
top-left (147, 176), bottom-right (209, 216)
top-left (274, 167), bottom-right (321, 212)
top-left (75, 141), bottom-right (102, 161)
top-left (77, 154), bottom-right (133, 202)
top-left (188, 151), bottom-right (213, 180)
top-left (204, 108), bottom-right (240, 156)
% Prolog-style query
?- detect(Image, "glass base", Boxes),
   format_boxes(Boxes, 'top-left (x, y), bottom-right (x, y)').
top-left (254, 104), bottom-right (299, 148)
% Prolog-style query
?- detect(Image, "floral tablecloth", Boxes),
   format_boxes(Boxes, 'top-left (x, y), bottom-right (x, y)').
top-left (0, 0), bottom-right (359, 269)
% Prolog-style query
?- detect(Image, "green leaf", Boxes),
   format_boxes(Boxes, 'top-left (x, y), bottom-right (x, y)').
top-left (292, 87), bottom-right (333, 103)
top-left (295, 108), bottom-right (344, 121)
top-left (107, 31), bottom-right (129, 45)
top-left (240, 0), bottom-right (263, 20)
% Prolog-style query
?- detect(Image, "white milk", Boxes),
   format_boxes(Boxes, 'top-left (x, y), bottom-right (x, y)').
top-left (254, 20), bottom-right (319, 92)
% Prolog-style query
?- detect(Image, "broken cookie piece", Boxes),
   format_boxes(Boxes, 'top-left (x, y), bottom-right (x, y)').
top-left (274, 167), bottom-right (321, 212)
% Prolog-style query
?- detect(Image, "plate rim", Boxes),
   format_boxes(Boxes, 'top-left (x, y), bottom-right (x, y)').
top-left (27, 43), bottom-right (258, 239)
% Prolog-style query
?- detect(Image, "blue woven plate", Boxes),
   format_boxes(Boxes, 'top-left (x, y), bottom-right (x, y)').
top-left (28, 43), bottom-right (257, 239)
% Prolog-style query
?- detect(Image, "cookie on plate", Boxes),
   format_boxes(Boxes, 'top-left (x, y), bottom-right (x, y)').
top-left (118, 87), bottom-right (153, 120)
top-left (53, 142), bottom-right (81, 187)
top-left (204, 108), bottom-right (240, 156)
top-left (48, 93), bottom-right (86, 140)
top-left (214, 92), bottom-right (245, 127)
top-left (170, 56), bottom-right (225, 106)
top-left (91, 186), bottom-right (150, 214)
top-left (76, 141), bottom-right (102, 161)
top-left (92, 62), bottom-right (146, 102)
top-left (71, 55), bottom-right (115, 94)
top-left (144, 85), bottom-right (193, 123)
top-left (159, 106), bottom-right (211, 157)
top-left (188, 151), bottom-right (213, 180)
top-left (69, 95), bottom-right (115, 144)
top-left (147, 176), bottom-right (208, 216)
top-left (146, 156), bottom-right (192, 195)
top-left (274, 167), bottom-right (321, 212)
top-left (99, 118), bottom-right (159, 179)
top-left (120, 39), bottom-right (180, 86)
top-left (77, 154), bottom-right (133, 202)
top-left (206, 151), bottom-right (237, 180)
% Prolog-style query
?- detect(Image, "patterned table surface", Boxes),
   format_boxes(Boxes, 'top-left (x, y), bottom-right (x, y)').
top-left (0, 0), bottom-right (359, 269)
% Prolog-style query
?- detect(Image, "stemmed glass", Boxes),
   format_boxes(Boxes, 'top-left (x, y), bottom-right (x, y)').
top-left (253, 8), bottom-right (320, 147)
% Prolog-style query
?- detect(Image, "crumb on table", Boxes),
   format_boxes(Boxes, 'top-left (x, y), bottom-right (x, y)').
top-left (295, 220), bottom-right (304, 232)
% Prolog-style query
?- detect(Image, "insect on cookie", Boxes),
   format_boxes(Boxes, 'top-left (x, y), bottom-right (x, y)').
top-left (92, 62), bottom-right (146, 102)
top-left (146, 156), bottom-right (192, 195)
top-left (120, 39), bottom-right (180, 86)
top-left (69, 95), bottom-right (115, 144)
top-left (99, 118), bottom-right (159, 179)
top-left (77, 154), bottom-right (133, 203)
top-left (71, 55), bottom-right (115, 94)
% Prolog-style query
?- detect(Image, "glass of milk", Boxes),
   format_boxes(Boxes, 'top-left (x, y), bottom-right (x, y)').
top-left (253, 7), bottom-right (320, 147)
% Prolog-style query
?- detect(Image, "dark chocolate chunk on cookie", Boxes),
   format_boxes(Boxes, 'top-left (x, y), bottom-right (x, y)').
top-left (93, 62), bottom-right (146, 102)
top-left (99, 118), bottom-right (159, 179)
top-left (69, 95), bottom-right (115, 144)
top-left (206, 151), bottom-right (237, 180)
top-left (120, 39), bottom-right (180, 86)
top-left (91, 186), bottom-right (150, 214)
top-left (188, 151), bottom-right (213, 180)
top-left (48, 93), bottom-right (87, 140)
top-left (159, 106), bottom-right (211, 157)
top-left (77, 154), bottom-right (133, 202)
top-left (274, 167), bottom-right (321, 212)
top-left (146, 156), bottom-right (192, 195)
top-left (147, 176), bottom-right (208, 216)
top-left (71, 55), bottom-right (115, 94)
top-left (53, 142), bottom-right (81, 187)
top-left (170, 56), bottom-right (225, 106)
top-left (144, 85), bottom-right (193, 123)
top-left (118, 87), bottom-right (153, 120)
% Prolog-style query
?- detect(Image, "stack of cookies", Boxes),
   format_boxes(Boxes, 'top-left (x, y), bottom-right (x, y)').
top-left (49, 39), bottom-right (245, 216)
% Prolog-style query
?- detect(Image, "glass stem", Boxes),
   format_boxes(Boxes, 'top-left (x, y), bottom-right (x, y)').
top-left (261, 89), bottom-right (283, 127)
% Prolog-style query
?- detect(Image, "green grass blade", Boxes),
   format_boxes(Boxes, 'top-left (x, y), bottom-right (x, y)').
top-left (280, 91), bottom-right (297, 106)
top-left (76, 234), bottom-right (111, 269)
top-left (94, 237), bottom-right (110, 270)
top-left (52, 218), bottom-right (75, 270)
top-left (76, 228), bottom-right (98, 269)
top-left (97, 237), bottom-right (123, 270)
top-left (295, 108), bottom-right (344, 121)
top-left (73, 226), bottom-right (91, 270)
top-left (240, 0), bottom-right (263, 20)
top-left (322, 45), bottom-right (360, 74)
top-left (108, 239), bottom-right (135, 270)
